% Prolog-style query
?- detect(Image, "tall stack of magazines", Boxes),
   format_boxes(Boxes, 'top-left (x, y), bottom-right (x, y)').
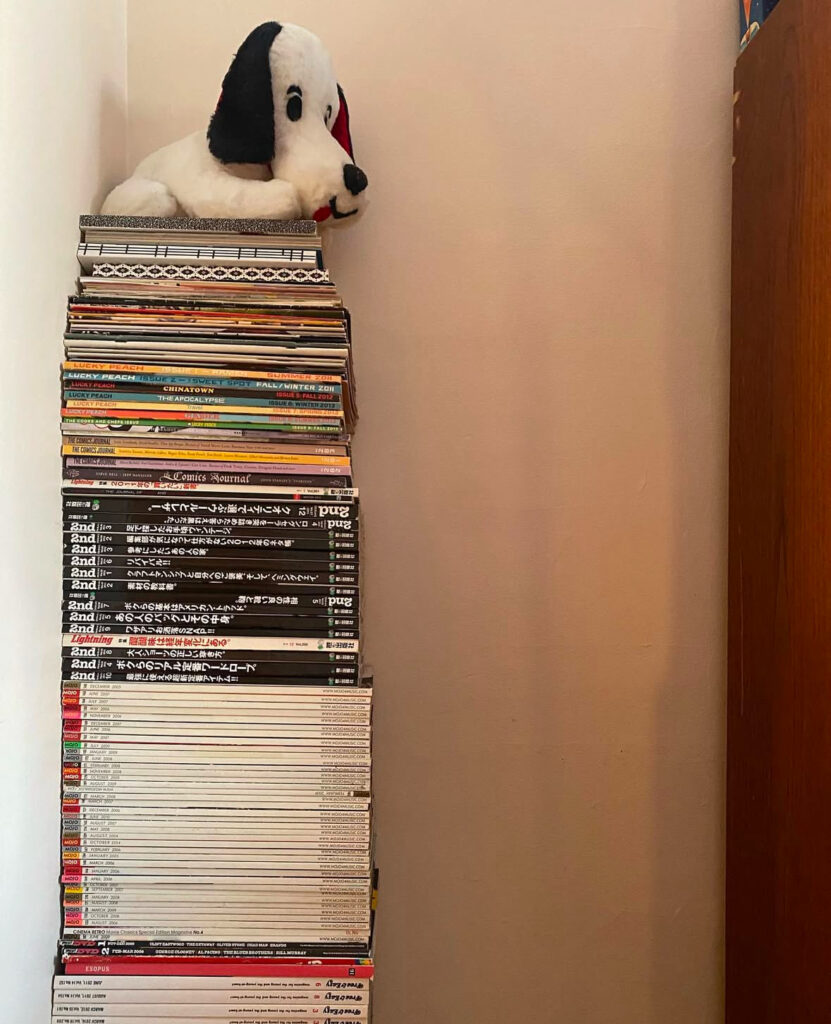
top-left (55, 215), bottom-right (375, 1024)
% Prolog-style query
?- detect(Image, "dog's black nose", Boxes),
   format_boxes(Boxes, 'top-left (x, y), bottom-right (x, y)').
top-left (343, 164), bottom-right (368, 196)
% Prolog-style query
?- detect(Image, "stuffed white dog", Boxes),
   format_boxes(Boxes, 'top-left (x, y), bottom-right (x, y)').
top-left (101, 21), bottom-right (368, 225)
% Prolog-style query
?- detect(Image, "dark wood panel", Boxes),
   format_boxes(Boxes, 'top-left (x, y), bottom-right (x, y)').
top-left (729, 1), bottom-right (831, 1020)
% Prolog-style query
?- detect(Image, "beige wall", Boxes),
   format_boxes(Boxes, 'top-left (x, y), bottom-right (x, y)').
top-left (0, 3), bottom-right (128, 1021)
top-left (126, 3), bottom-right (734, 1020)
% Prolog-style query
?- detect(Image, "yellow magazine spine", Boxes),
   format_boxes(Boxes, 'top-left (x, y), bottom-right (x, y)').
top-left (61, 445), bottom-right (350, 466)
top-left (64, 400), bottom-right (341, 418)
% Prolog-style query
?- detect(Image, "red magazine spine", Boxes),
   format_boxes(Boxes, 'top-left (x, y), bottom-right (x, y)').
top-left (63, 960), bottom-right (374, 978)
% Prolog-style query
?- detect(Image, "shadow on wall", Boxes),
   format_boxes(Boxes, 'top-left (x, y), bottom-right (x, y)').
top-left (648, 6), bottom-right (732, 1019)
top-left (93, 82), bottom-right (129, 213)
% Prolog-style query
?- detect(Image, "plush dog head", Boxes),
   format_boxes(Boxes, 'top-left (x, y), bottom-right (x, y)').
top-left (208, 22), bottom-right (368, 225)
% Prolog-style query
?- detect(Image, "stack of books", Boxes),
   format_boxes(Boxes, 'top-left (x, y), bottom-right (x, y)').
top-left (55, 215), bottom-right (374, 1023)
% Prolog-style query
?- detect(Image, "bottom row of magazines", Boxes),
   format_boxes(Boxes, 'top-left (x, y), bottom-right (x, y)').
top-left (52, 960), bottom-right (373, 1023)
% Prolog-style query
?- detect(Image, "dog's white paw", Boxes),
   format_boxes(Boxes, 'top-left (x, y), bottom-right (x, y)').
top-left (101, 178), bottom-right (179, 217)
top-left (263, 179), bottom-right (301, 220)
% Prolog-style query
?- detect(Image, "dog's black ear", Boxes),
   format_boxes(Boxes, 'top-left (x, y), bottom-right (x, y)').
top-left (208, 22), bottom-right (282, 164)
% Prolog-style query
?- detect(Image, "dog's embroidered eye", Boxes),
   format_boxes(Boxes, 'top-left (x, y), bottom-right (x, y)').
top-left (286, 85), bottom-right (302, 122)
top-left (325, 105), bottom-right (333, 125)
